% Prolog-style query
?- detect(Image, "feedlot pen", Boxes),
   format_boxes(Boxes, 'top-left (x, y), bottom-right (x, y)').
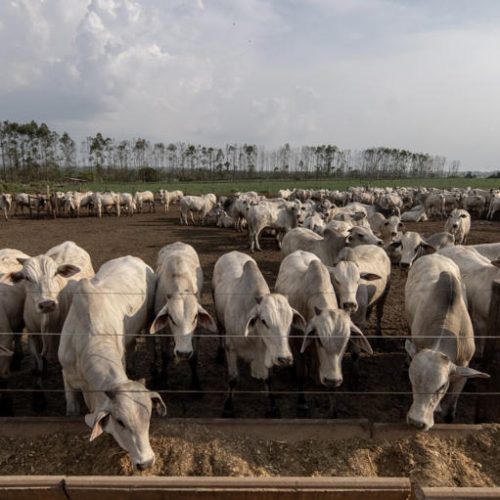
top-left (1, 210), bottom-right (498, 421)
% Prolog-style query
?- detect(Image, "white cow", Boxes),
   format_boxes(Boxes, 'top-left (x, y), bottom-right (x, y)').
top-left (369, 213), bottom-right (403, 245)
top-left (0, 249), bottom-right (30, 414)
top-left (438, 246), bottom-right (500, 356)
top-left (160, 190), bottom-right (183, 212)
top-left (59, 256), bottom-right (166, 470)
top-left (212, 251), bottom-right (305, 417)
top-left (150, 242), bottom-right (217, 389)
top-left (444, 209), bottom-right (471, 245)
top-left (0, 193), bottom-right (12, 221)
top-left (246, 201), bottom-right (305, 252)
top-left (470, 242), bottom-right (500, 261)
top-left (134, 191), bottom-right (155, 213)
top-left (282, 227), bottom-right (383, 266)
top-left (405, 254), bottom-right (489, 430)
top-left (179, 194), bottom-right (217, 225)
top-left (275, 250), bottom-right (372, 416)
top-left (401, 205), bottom-right (428, 223)
top-left (93, 192), bottom-right (121, 218)
top-left (9, 241), bottom-right (94, 411)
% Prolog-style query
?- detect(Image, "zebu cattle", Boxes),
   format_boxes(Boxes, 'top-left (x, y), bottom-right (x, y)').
top-left (0, 193), bottom-right (12, 221)
top-left (438, 246), bottom-right (500, 356)
top-left (405, 254), bottom-right (489, 430)
top-left (59, 256), bottom-right (166, 470)
top-left (150, 242), bottom-right (217, 389)
top-left (470, 242), bottom-right (500, 261)
top-left (118, 193), bottom-right (136, 216)
top-left (180, 194), bottom-right (217, 225)
top-left (425, 193), bottom-right (446, 219)
top-left (212, 251), bottom-right (305, 417)
top-left (246, 201), bottom-right (305, 252)
top-left (401, 205), bottom-right (428, 223)
top-left (275, 250), bottom-right (372, 416)
top-left (134, 191), bottom-right (155, 213)
top-left (9, 242), bottom-right (95, 411)
top-left (0, 249), bottom-right (30, 414)
top-left (335, 246), bottom-right (391, 337)
top-left (389, 231), bottom-right (454, 269)
top-left (282, 227), bottom-right (383, 266)
top-left (444, 209), bottom-right (471, 245)
top-left (93, 192), bottom-right (121, 218)
top-left (368, 213), bottom-right (403, 245)
top-left (159, 190), bottom-right (183, 212)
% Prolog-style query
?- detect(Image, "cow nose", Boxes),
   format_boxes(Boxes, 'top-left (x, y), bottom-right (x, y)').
top-left (38, 300), bottom-right (56, 313)
top-left (324, 377), bottom-right (342, 388)
top-left (376, 240), bottom-right (384, 246)
top-left (276, 356), bottom-right (292, 367)
top-left (391, 231), bottom-right (398, 237)
top-left (174, 349), bottom-right (193, 361)
top-left (452, 224), bottom-right (458, 229)
top-left (407, 416), bottom-right (427, 430)
top-left (342, 302), bottom-right (357, 313)
top-left (136, 458), bottom-right (155, 471)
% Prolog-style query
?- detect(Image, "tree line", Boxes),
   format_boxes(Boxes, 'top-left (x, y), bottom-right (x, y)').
top-left (0, 120), bottom-right (461, 183)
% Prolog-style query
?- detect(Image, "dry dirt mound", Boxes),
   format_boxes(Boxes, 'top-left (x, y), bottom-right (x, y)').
top-left (0, 424), bottom-right (498, 487)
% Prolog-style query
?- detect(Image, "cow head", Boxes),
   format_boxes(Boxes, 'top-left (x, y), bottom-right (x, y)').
top-left (244, 294), bottom-right (303, 369)
top-left (85, 379), bottom-right (166, 470)
top-left (405, 341), bottom-right (489, 431)
top-left (150, 293), bottom-right (217, 360)
top-left (301, 307), bottom-right (372, 387)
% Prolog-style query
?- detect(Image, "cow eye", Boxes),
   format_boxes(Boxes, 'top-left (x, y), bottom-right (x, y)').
top-left (25, 276), bottom-right (32, 283)
top-left (261, 319), bottom-right (268, 328)
top-left (116, 419), bottom-right (126, 428)
top-left (359, 234), bottom-right (364, 239)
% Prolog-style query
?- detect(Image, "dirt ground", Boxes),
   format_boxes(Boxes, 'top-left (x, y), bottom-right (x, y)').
top-left (0, 210), bottom-right (499, 421)
top-left (0, 423), bottom-right (498, 486)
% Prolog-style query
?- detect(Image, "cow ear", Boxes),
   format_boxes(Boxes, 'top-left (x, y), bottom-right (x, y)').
top-left (150, 304), bottom-right (169, 334)
top-left (56, 264), bottom-right (81, 278)
top-left (137, 378), bottom-right (146, 386)
top-left (86, 411), bottom-right (110, 442)
top-left (490, 259), bottom-right (500, 269)
top-left (405, 339), bottom-right (418, 358)
top-left (150, 391), bottom-right (167, 416)
top-left (453, 366), bottom-right (490, 380)
top-left (197, 305), bottom-right (218, 333)
top-left (291, 308), bottom-right (306, 331)
top-left (349, 322), bottom-right (373, 354)
top-left (8, 271), bottom-right (24, 283)
top-left (244, 307), bottom-right (259, 337)
top-left (300, 327), bottom-right (315, 354)
top-left (360, 272), bottom-right (381, 281)
top-left (420, 241), bottom-right (436, 254)
top-left (16, 257), bottom-right (28, 265)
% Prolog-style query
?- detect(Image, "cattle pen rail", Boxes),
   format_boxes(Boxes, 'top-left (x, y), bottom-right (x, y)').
top-left (0, 418), bottom-right (498, 499)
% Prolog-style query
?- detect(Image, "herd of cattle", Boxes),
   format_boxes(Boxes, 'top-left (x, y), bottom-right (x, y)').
top-left (0, 184), bottom-right (499, 471)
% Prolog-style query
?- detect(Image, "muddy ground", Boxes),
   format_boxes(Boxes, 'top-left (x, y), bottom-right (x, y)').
top-left (0, 209), bottom-right (499, 421)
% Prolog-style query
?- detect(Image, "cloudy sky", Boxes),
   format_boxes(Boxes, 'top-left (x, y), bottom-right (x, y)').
top-left (1, 0), bottom-right (500, 170)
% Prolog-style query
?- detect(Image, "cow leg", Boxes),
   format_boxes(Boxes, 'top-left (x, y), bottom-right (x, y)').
top-left (265, 376), bottom-right (280, 418)
top-left (255, 228), bottom-right (263, 251)
top-left (190, 211), bottom-right (195, 225)
top-left (375, 279), bottom-right (391, 349)
top-left (189, 350), bottom-right (202, 397)
top-left (327, 388), bottom-right (338, 418)
top-left (29, 336), bottom-right (47, 413)
top-left (0, 378), bottom-right (13, 416)
top-left (11, 334), bottom-right (23, 372)
top-left (63, 373), bottom-right (80, 416)
top-left (350, 347), bottom-right (360, 389)
top-left (222, 348), bottom-right (238, 418)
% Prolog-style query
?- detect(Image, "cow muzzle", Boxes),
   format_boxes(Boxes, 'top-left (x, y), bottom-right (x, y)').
top-left (135, 457), bottom-right (155, 471)
top-left (275, 356), bottom-right (293, 367)
top-left (323, 377), bottom-right (343, 388)
top-left (342, 302), bottom-right (358, 313)
top-left (174, 349), bottom-right (193, 361)
top-left (38, 300), bottom-right (57, 313)
top-left (399, 262), bottom-right (410, 270)
top-left (406, 415), bottom-right (429, 431)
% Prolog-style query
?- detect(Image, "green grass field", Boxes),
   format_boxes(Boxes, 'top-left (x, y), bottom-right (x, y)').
top-left (7, 176), bottom-right (500, 196)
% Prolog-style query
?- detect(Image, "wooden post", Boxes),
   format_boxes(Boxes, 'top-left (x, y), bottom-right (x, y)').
top-left (475, 279), bottom-right (500, 422)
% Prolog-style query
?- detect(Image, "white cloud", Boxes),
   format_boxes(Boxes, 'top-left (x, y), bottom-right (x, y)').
top-left (1, 0), bottom-right (500, 169)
